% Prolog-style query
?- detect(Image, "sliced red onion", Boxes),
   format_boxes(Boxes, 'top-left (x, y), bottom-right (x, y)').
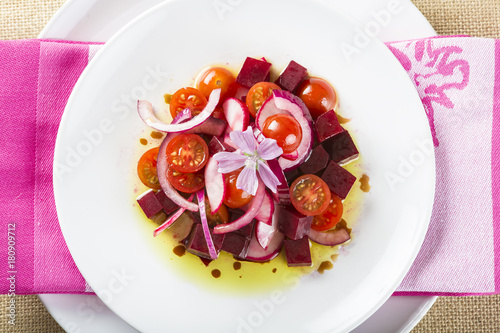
top-left (256, 90), bottom-right (314, 172)
top-left (245, 228), bottom-right (284, 262)
top-left (267, 160), bottom-right (291, 205)
top-left (213, 180), bottom-right (265, 234)
top-left (223, 98), bottom-right (250, 132)
top-left (281, 150), bottom-right (299, 160)
top-left (241, 190), bottom-right (274, 225)
top-left (153, 194), bottom-right (195, 237)
top-left (256, 205), bottom-right (279, 249)
top-left (157, 110), bottom-right (199, 212)
top-left (137, 88), bottom-right (221, 133)
top-left (197, 190), bottom-right (218, 259)
top-left (308, 228), bottom-right (351, 246)
top-left (204, 157), bottom-right (225, 214)
top-left (250, 122), bottom-right (265, 143)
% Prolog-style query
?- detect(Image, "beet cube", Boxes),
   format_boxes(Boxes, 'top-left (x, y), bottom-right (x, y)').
top-left (314, 109), bottom-right (344, 143)
top-left (322, 160), bottom-right (356, 199)
top-left (275, 60), bottom-right (308, 92)
top-left (208, 136), bottom-right (226, 155)
top-left (199, 257), bottom-right (213, 267)
top-left (221, 232), bottom-right (251, 258)
top-left (322, 130), bottom-right (359, 164)
top-left (184, 224), bottom-right (225, 259)
top-left (299, 145), bottom-right (329, 175)
top-left (284, 237), bottom-right (312, 267)
top-left (277, 205), bottom-right (313, 240)
top-left (155, 190), bottom-right (178, 215)
top-left (137, 189), bottom-right (163, 218)
top-left (236, 57), bottom-right (272, 88)
top-left (284, 168), bottom-right (301, 185)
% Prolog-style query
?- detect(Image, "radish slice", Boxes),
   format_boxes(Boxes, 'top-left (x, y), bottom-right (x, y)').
top-left (223, 98), bottom-right (250, 131)
top-left (245, 228), bottom-right (284, 262)
top-left (213, 180), bottom-right (265, 234)
top-left (267, 160), bottom-right (291, 205)
top-left (153, 194), bottom-right (195, 237)
top-left (138, 88), bottom-right (221, 133)
top-left (256, 207), bottom-right (279, 249)
top-left (241, 190), bottom-right (274, 225)
top-left (256, 90), bottom-right (313, 171)
top-left (250, 123), bottom-right (265, 143)
top-left (281, 150), bottom-right (299, 160)
top-left (308, 228), bottom-right (351, 246)
top-left (157, 110), bottom-right (199, 212)
top-left (204, 157), bottom-right (225, 214)
top-left (197, 190), bottom-right (218, 259)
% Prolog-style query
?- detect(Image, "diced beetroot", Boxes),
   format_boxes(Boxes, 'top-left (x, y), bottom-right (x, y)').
top-left (208, 136), bottom-right (226, 155)
top-left (185, 116), bottom-right (227, 136)
top-left (275, 60), bottom-right (308, 92)
top-left (284, 168), bottom-right (301, 185)
top-left (155, 190), bottom-right (178, 215)
top-left (199, 257), bottom-right (213, 267)
top-left (236, 57), bottom-right (272, 88)
top-left (284, 236), bottom-right (312, 267)
top-left (137, 189), bottom-right (163, 218)
top-left (235, 219), bottom-right (255, 240)
top-left (299, 145), bottom-right (329, 175)
top-left (314, 109), bottom-right (344, 143)
top-left (184, 224), bottom-right (225, 259)
top-left (221, 232), bottom-right (250, 258)
top-left (322, 160), bottom-right (356, 199)
top-left (276, 205), bottom-right (313, 240)
top-left (322, 130), bottom-right (359, 164)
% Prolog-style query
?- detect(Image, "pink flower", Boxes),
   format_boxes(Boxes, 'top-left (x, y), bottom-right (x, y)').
top-left (213, 126), bottom-right (283, 195)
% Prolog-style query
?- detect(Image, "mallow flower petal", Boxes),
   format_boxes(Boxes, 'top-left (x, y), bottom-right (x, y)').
top-left (213, 152), bottom-right (247, 173)
top-left (257, 160), bottom-right (281, 193)
top-left (230, 126), bottom-right (257, 154)
top-left (236, 166), bottom-right (258, 196)
top-left (257, 138), bottom-right (283, 160)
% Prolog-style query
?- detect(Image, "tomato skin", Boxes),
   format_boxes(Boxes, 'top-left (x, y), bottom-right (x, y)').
top-left (311, 194), bottom-right (343, 231)
top-left (165, 134), bottom-right (209, 173)
top-left (167, 168), bottom-right (205, 193)
top-left (196, 67), bottom-right (236, 102)
top-left (261, 114), bottom-right (302, 154)
top-left (246, 82), bottom-right (281, 117)
top-left (137, 147), bottom-right (161, 189)
top-left (223, 169), bottom-right (254, 209)
top-left (205, 200), bottom-right (230, 228)
top-left (296, 78), bottom-right (338, 119)
top-left (169, 87), bottom-right (207, 119)
top-left (290, 174), bottom-right (331, 216)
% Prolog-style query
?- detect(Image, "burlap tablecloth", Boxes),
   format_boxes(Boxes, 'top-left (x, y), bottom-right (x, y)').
top-left (0, 0), bottom-right (499, 332)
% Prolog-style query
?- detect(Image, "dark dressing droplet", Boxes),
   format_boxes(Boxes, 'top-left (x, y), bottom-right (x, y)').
top-left (233, 262), bottom-right (242, 270)
top-left (359, 174), bottom-right (371, 192)
top-left (336, 114), bottom-right (351, 124)
top-left (151, 131), bottom-right (164, 139)
top-left (173, 245), bottom-right (185, 257)
top-left (211, 269), bottom-right (221, 278)
top-left (140, 138), bottom-right (148, 145)
top-left (272, 268), bottom-right (277, 273)
top-left (317, 261), bottom-right (333, 274)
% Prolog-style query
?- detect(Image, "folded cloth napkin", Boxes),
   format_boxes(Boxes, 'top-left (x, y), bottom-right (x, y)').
top-left (0, 37), bottom-right (498, 296)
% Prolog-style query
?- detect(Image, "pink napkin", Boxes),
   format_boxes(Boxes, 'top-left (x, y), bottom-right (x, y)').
top-left (0, 37), bottom-right (498, 296)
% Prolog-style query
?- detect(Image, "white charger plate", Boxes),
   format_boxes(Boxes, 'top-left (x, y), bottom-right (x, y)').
top-left (40, 0), bottom-right (437, 332)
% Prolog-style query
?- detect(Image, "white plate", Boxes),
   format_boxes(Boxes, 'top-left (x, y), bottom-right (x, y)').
top-left (40, 0), bottom-right (437, 332)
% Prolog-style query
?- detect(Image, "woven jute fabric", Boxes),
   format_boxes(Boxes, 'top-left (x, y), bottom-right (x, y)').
top-left (0, 0), bottom-right (499, 332)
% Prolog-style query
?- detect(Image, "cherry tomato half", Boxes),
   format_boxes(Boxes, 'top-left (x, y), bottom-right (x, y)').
top-left (169, 87), bottom-right (207, 119)
top-left (196, 67), bottom-right (236, 102)
top-left (311, 194), bottom-right (343, 231)
top-left (290, 174), bottom-right (331, 216)
top-left (205, 200), bottom-right (230, 228)
top-left (261, 114), bottom-right (302, 154)
top-left (137, 147), bottom-right (161, 189)
top-left (167, 168), bottom-right (205, 193)
top-left (246, 82), bottom-right (281, 117)
top-left (296, 78), bottom-right (338, 119)
top-left (223, 169), bottom-right (254, 209)
top-left (166, 134), bottom-right (209, 173)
